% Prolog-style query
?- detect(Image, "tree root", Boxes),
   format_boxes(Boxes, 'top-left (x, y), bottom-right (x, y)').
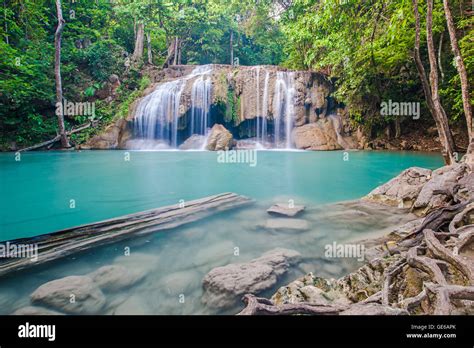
top-left (424, 229), bottom-right (473, 283)
top-left (382, 258), bottom-right (407, 305)
top-left (424, 283), bottom-right (474, 314)
top-left (238, 196), bottom-right (474, 316)
top-left (449, 202), bottom-right (474, 234)
top-left (454, 230), bottom-right (474, 256)
top-left (237, 294), bottom-right (347, 315)
top-left (399, 289), bottom-right (427, 312)
top-left (407, 246), bottom-right (447, 285)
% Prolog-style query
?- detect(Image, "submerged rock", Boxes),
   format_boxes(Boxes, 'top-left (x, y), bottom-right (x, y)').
top-left (113, 252), bottom-right (160, 272)
top-left (202, 248), bottom-right (301, 308)
top-left (263, 218), bottom-right (310, 231)
top-left (363, 167), bottom-right (432, 208)
top-left (179, 134), bottom-right (207, 150)
top-left (267, 203), bottom-right (305, 217)
top-left (158, 270), bottom-right (201, 295)
top-left (12, 306), bottom-right (64, 315)
top-left (30, 276), bottom-right (106, 315)
top-left (113, 294), bottom-right (151, 315)
top-left (88, 265), bottom-right (146, 293)
top-left (206, 124), bottom-right (234, 151)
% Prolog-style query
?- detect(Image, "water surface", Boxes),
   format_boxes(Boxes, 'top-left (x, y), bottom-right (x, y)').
top-left (0, 150), bottom-right (443, 314)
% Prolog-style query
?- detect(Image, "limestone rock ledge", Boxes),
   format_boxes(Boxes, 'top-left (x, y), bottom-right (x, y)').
top-left (363, 163), bottom-right (472, 216)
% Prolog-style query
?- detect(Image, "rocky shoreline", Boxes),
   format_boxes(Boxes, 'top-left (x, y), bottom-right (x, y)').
top-left (237, 150), bottom-right (474, 315)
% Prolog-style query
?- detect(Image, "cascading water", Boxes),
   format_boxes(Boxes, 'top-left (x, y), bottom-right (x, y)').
top-left (133, 65), bottom-right (213, 149)
top-left (189, 66), bottom-right (212, 137)
top-left (133, 79), bottom-right (186, 148)
top-left (272, 71), bottom-right (296, 148)
top-left (254, 67), bottom-right (270, 147)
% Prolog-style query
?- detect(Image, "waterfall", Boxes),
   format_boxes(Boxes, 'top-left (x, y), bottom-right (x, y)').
top-left (273, 71), bottom-right (296, 148)
top-left (254, 67), bottom-right (270, 146)
top-left (133, 79), bottom-right (186, 148)
top-left (189, 66), bottom-right (212, 137)
top-left (133, 65), bottom-right (213, 148)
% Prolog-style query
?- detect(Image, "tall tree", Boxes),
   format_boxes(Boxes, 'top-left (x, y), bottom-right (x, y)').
top-left (54, 0), bottom-right (69, 148)
top-left (146, 32), bottom-right (152, 64)
top-left (413, 0), bottom-right (455, 164)
top-left (443, 0), bottom-right (472, 140)
top-left (132, 22), bottom-right (145, 63)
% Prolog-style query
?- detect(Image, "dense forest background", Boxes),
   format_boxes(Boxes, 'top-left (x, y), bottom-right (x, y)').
top-left (0, 0), bottom-right (472, 150)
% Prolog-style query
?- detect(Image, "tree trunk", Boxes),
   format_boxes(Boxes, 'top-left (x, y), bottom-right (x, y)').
top-left (146, 32), bottom-right (152, 65)
top-left (443, 0), bottom-right (473, 140)
top-left (54, 0), bottom-right (69, 148)
top-left (426, 0), bottom-right (456, 164)
top-left (230, 30), bottom-right (234, 65)
top-left (395, 117), bottom-right (401, 138)
top-left (177, 40), bottom-right (182, 65)
top-left (438, 32), bottom-right (445, 83)
top-left (413, 0), bottom-right (455, 165)
top-left (132, 22), bottom-right (144, 63)
top-left (173, 37), bottom-right (179, 65)
top-left (162, 39), bottom-right (175, 68)
top-left (4, 1), bottom-right (8, 44)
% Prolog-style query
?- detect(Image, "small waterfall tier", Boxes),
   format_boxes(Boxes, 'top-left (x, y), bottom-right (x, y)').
top-left (125, 64), bottom-right (340, 150)
top-left (133, 65), bottom-right (213, 148)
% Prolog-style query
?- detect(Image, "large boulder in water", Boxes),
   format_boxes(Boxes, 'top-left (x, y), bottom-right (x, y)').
top-left (206, 124), bottom-right (234, 151)
top-left (30, 276), bottom-right (106, 314)
top-left (202, 248), bottom-right (301, 309)
top-left (292, 118), bottom-right (342, 150)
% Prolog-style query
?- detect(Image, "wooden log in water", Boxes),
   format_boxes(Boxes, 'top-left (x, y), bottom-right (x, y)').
top-left (0, 192), bottom-right (252, 278)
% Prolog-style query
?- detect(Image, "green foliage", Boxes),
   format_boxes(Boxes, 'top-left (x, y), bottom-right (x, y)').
top-left (1, 0), bottom-right (471, 149)
top-left (82, 40), bottom-right (126, 82)
top-left (281, 0), bottom-right (472, 133)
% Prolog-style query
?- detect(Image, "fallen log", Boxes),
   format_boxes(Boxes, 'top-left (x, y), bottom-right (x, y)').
top-left (0, 192), bottom-right (252, 278)
top-left (17, 121), bottom-right (95, 152)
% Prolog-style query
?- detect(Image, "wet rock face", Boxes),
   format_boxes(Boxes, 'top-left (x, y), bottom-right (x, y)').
top-left (202, 248), bottom-right (301, 309)
top-left (84, 118), bottom-right (128, 150)
top-left (30, 276), bottom-right (106, 315)
top-left (292, 118), bottom-right (342, 150)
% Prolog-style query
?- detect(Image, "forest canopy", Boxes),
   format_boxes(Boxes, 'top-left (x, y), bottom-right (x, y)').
top-left (0, 0), bottom-right (472, 149)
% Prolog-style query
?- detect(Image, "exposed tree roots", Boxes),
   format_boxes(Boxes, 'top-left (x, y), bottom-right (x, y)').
top-left (238, 294), bottom-right (347, 315)
top-left (239, 197), bottom-right (474, 316)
